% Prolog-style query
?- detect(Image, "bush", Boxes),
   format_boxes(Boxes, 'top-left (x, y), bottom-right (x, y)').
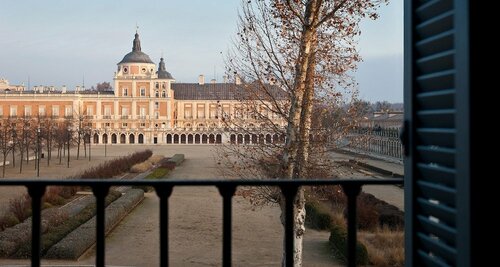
top-left (0, 213), bottom-right (20, 231)
top-left (159, 158), bottom-right (176, 170)
top-left (168, 154), bottom-right (184, 166)
top-left (9, 194), bottom-right (31, 222)
top-left (77, 150), bottom-right (152, 179)
top-left (305, 201), bottom-right (332, 230)
top-left (43, 187), bottom-right (67, 206)
top-left (13, 190), bottom-right (122, 258)
top-left (130, 161), bottom-right (153, 173)
top-left (147, 155), bottom-right (164, 165)
top-left (329, 224), bottom-right (369, 265)
top-left (145, 168), bottom-right (169, 179)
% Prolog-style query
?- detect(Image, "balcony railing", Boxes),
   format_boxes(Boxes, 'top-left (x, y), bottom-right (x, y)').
top-left (102, 115), bottom-right (112, 119)
top-left (0, 178), bottom-right (403, 267)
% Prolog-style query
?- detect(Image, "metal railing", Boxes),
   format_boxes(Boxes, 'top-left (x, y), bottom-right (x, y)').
top-left (0, 178), bottom-right (403, 267)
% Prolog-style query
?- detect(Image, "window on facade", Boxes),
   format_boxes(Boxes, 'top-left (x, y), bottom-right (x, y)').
top-left (210, 104), bottom-right (217, 119)
top-left (162, 91), bottom-right (166, 97)
top-left (86, 106), bottom-right (93, 116)
top-left (121, 107), bottom-right (129, 116)
top-left (104, 106), bottom-right (112, 118)
top-left (222, 104), bottom-right (230, 118)
top-left (65, 106), bottom-right (72, 117)
top-left (162, 83), bottom-right (166, 89)
top-left (123, 88), bottom-right (128, 96)
top-left (24, 106), bottom-right (32, 117)
top-left (52, 106), bottom-right (59, 117)
top-left (140, 88), bottom-right (146, 96)
top-left (155, 91), bottom-right (159, 97)
top-left (122, 123), bottom-right (128, 127)
top-left (140, 107), bottom-right (146, 119)
top-left (155, 83), bottom-right (159, 89)
top-left (140, 122), bottom-right (146, 128)
top-left (155, 102), bottom-right (159, 109)
top-left (10, 106), bottom-right (17, 117)
top-left (105, 122), bottom-right (111, 127)
top-left (155, 112), bottom-right (159, 119)
top-left (184, 104), bottom-right (192, 118)
top-left (197, 104), bottom-right (205, 118)
top-left (38, 106), bottom-right (45, 116)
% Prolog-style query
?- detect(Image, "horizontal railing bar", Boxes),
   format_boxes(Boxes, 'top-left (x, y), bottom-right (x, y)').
top-left (0, 178), bottom-right (403, 187)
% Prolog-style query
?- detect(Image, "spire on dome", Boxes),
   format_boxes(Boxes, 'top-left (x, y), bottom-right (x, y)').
top-left (133, 32), bottom-right (141, 52)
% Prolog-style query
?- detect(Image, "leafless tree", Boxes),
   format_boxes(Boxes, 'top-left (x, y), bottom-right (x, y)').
top-left (223, 0), bottom-right (387, 265)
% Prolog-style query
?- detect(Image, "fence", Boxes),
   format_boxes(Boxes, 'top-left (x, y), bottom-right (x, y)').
top-left (0, 178), bottom-right (403, 267)
top-left (347, 128), bottom-right (403, 160)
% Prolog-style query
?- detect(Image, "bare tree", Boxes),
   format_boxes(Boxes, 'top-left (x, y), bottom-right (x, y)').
top-left (0, 117), bottom-right (14, 177)
top-left (223, 0), bottom-right (387, 265)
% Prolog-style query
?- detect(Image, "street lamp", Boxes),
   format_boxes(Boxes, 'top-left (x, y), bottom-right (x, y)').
top-left (87, 127), bottom-right (91, 162)
top-left (67, 127), bottom-right (71, 168)
top-left (104, 128), bottom-right (107, 157)
top-left (37, 127), bottom-right (41, 177)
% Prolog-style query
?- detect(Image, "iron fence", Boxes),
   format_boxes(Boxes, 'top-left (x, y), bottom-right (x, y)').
top-left (1, 178), bottom-right (403, 267)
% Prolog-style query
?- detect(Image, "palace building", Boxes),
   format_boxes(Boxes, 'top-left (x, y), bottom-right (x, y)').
top-left (0, 32), bottom-right (285, 145)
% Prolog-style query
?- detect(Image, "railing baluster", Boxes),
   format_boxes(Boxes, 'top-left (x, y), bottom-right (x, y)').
top-left (280, 184), bottom-right (298, 267)
top-left (93, 185), bottom-right (110, 267)
top-left (342, 184), bottom-right (362, 267)
top-left (217, 185), bottom-right (236, 267)
top-left (28, 185), bottom-right (46, 267)
top-left (155, 185), bottom-right (173, 267)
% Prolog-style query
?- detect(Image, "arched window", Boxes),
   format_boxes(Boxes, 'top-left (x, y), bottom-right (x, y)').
top-left (155, 91), bottom-right (159, 97)
top-left (162, 91), bottom-right (166, 97)
top-left (122, 88), bottom-right (128, 96)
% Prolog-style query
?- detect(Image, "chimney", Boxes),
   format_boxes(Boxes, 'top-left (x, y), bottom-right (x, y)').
top-left (210, 79), bottom-right (216, 84)
top-left (235, 75), bottom-right (241, 85)
top-left (198, 74), bottom-right (205, 85)
top-left (223, 75), bottom-right (228, 83)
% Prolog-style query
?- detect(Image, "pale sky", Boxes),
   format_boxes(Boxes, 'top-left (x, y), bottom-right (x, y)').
top-left (0, 0), bottom-right (403, 102)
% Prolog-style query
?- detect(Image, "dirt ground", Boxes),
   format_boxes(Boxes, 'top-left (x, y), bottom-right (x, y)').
top-left (0, 145), bottom-right (342, 266)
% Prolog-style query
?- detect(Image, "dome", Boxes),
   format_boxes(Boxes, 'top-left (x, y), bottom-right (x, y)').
top-left (117, 33), bottom-right (154, 64)
top-left (119, 51), bottom-right (154, 64)
top-left (157, 57), bottom-right (174, 79)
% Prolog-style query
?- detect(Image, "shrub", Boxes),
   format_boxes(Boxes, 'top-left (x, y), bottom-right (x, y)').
top-left (305, 201), bottom-right (332, 230)
top-left (168, 154), bottom-right (184, 166)
top-left (147, 155), bottom-right (164, 165)
top-left (0, 213), bottom-right (20, 231)
top-left (9, 194), bottom-right (31, 222)
top-left (145, 168), bottom-right (169, 179)
top-left (43, 187), bottom-right (67, 206)
top-left (359, 228), bottom-right (405, 266)
top-left (77, 150), bottom-right (152, 179)
top-left (159, 158), bottom-right (176, 170)
top-left (329, 224), bottom-right (369, 265)
top-left (130, 161), bottom-right (153, 173)
top-left (356, 197), bottom-right (379, 231)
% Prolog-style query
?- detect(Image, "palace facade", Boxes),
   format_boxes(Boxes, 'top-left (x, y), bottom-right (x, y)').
top-left (0, 32), bottom-right (285, 145)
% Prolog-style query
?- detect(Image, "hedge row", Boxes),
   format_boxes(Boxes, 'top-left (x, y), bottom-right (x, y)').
top-left (305, 202), bottom-right (332, 230)
top-left (168, 154), bottom-right (185, 166)
top-left (76, 150), bottom-right (152, 179)
top-left (329, 224), bottom-right (369, 265)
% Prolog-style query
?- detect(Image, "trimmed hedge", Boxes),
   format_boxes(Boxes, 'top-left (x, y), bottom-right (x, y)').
top-left (76, 150), bottom-right (152, 179)
top-left (305, 202), bottom-right (332, 230)
top-left (329, 224), bottom-right (369, 265)
top-left (168, 154), bottom-right (184, 166)
top-left (146, 168), bottom-right (170, 179)
top-left (12, 190), bottom-right (122, 258)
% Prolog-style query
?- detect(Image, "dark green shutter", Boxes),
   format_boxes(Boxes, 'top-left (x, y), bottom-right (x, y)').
top-left (405, 0), bottom-right (470, 266)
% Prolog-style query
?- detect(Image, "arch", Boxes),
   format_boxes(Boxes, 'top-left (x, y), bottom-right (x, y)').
top-left (93, 133), bottom-right (99, 144)
top-left (111, 133), bottom-right (117, 144)
top-left (173, 134), bottom-right (179, 144)
top-left (129, 134), bottom-right (135, 144)
top-left (162, 91), bottom-right (166, 97)
top-left (216, 134), bottom-right (222, 144)
top-left (272, 134), bottom-right (279, 144)
top-left (230, 134), bottom-right (236, 144)
top-left (280, 134), bottom-right (286, 143)
top-left (138, 134), bottom-right (144, 144)
top-left (251, 134), bottom-right (258, 144)
top-left (166, 134), bottom-right (172, 144)
top-left (244, 134), bottom-right (250, 144)
top-left (120, 134), bottom-right (126, 144)
top-left (209, 134), bottom-right (215, 144)
top-left (195, 134), bottom-right (200, 144)
top-left (237, 134), bottom-right (243, 144)
top-left (188, 134), bottom-right (193, 144)
top-left (155, 90), bottom-right (159, 97)
top-left (265, 134), bottom-right (272, 144)
top-left (180, 134), bottom-right (186, 144)
top-left (202, 134), bottom-right (208, 144)
top-left (259, 134), bottom-right (264, 144)
top-left (102, 133), bottom-right (108, 144)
